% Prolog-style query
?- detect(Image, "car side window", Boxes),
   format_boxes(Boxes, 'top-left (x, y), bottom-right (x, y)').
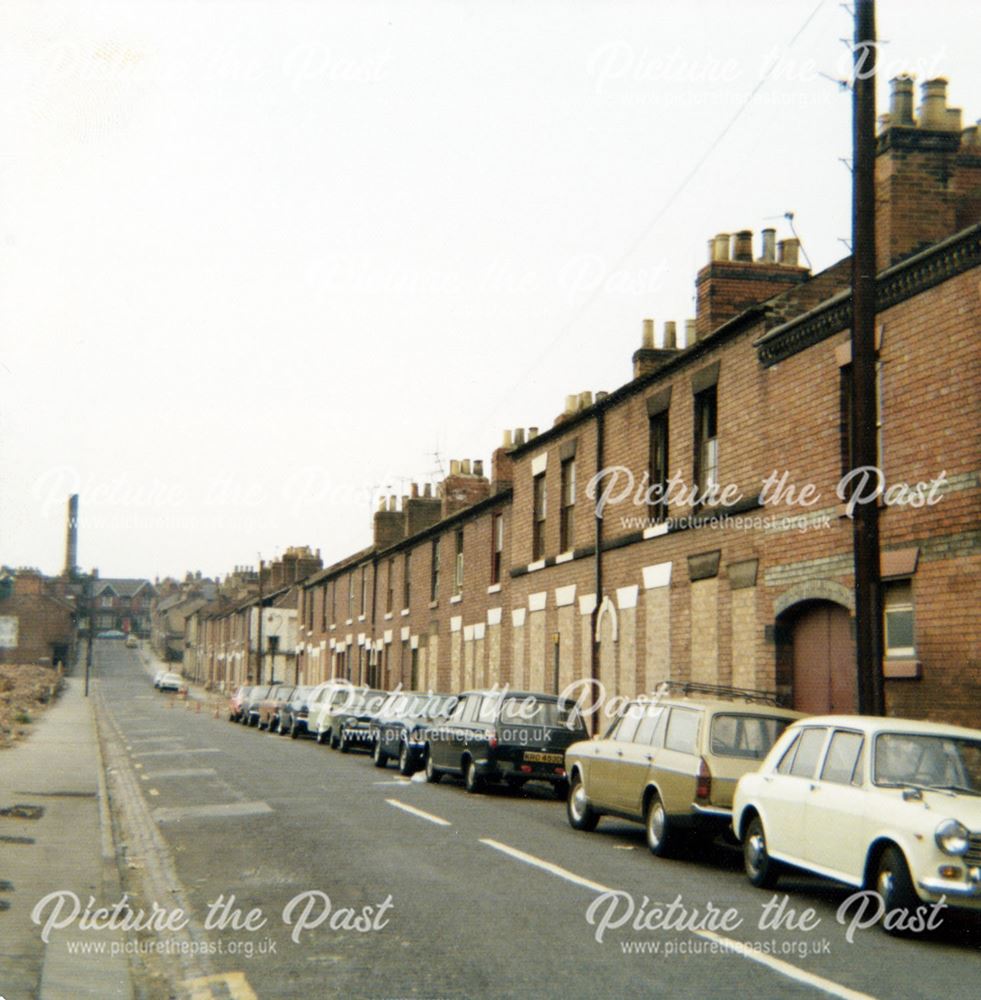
top-left (447, 697), bottom-right (468, 722)
top-left (633, 706), bottom-right (664, 746)
top-left (615, 706), bottom-right (643, 743)
top-left (476, 696), bottom-right (501, 723)
top-left (820, 731), bottom-right (865, 785)
top-left (461, 697), bottom-right (480, 723)
top-left (776, 732), bottom-right (801, 774)
top-left (664, 708), bottom-right (700, 754)
top-left (789, 728), bottom-right (827, 778)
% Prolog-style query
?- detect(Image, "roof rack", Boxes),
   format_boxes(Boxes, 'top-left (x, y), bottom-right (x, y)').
top-left (648, 681), bottom-right (784, 707)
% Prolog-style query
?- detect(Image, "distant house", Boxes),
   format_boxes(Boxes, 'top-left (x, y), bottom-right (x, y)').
top-left (90, 578), bottom-right (154, 637)
top-left (0, 569), bottom-right (76, 668)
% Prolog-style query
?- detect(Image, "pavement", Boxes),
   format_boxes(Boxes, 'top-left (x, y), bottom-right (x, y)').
top-left (0, 662), bottom-right (133, 1000)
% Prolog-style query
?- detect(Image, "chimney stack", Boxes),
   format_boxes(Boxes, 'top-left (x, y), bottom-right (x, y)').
top-left (633, 319), bottom-right (679, 378)
top-left (777, 238), bottom-right (800, 266)
top-left (759, 228), bottom-right (776, 262)
top-left (63, 494), bottom-right (79, 578)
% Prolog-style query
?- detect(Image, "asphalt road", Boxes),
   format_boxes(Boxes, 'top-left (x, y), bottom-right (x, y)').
top-left (91, 641), bottom-right (979, 1000)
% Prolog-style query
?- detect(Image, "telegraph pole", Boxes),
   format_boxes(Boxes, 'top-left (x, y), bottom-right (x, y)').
top-left (850, 0), bottom-right (885, 715)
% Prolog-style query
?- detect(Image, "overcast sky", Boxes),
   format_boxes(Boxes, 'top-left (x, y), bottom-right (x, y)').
top-left (1, 1), bottom-right (977, 582)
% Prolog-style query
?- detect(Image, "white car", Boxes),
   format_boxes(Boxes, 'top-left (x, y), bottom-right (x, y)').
top-left (308, 681), bottom-right (359, 746)
top-left (153, 669), bottom-right (167, 688)
top-left (733, 715), bottom-right (981, 933)
top-left (157, 672), bottom-right (184, 692)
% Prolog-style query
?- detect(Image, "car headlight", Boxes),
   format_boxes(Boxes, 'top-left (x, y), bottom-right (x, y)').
top-left (935, 818), bottom-right (970, 856)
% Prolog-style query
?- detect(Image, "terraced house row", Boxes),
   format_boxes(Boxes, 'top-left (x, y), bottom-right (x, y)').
top-left (184, 76), bottom-right (980, 729)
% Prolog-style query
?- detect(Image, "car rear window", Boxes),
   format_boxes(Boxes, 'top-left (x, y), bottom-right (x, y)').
top-left (499, 697), bottom-right (585, 731)
top-left (710, 714), bottom-right (793, 760)
top-left (664, 708), bottom-right (700, 754)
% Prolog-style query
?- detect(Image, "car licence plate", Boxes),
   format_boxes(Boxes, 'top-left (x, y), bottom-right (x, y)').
top-left (523, 751), bottom-right (564, 764)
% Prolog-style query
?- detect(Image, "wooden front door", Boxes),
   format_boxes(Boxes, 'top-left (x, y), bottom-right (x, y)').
top-left (791, 603), bottom-right (856, 714)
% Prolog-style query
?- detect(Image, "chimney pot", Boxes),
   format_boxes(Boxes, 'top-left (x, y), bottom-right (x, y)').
top-left (733, 230), bottom-right (753, 262)
top-left (474, 459), bottom-right (484, 477)
top-left (684, 319), bottom-right (696, 346)
top-left (663, 321), bottom-right (677, 350)
top-left (461, 459), bottom-right (471, 475)
top-left (424, 482), bottom-right (432, 497)
top-left (450, 459), bottom-right (461, 476)
top-left (529, 427), bottom-right (538, 439)
top-left (514, 428), bottom-right (526, 446)
top-left (377, 497), bottom-right (386, 512)
top-left (918, 78), bottom-right (948, 130)
top-left (578, 390), bottom-right (593, 410)
top-left (564, 394), bottom-right (577, 415)
top-left (596, 390), bottom-right (608, 402)
top-left (411, 483), bottom-right (419, 499)
top-left (889, 75), bottom-right (916, 127)
top-left (760, 228), bottom-right (776, 263)
top-left (503, 429), bottom-right (513, 448)
top-left (777, 238), bottom-right (800, 267)
top-left (712, 233), bottom-right (731, 261)
top-left (642, 318), bottom-right (655, 348)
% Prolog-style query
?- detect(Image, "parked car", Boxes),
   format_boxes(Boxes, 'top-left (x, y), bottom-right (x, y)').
top-left (153, 669), bottom-right (168, 689)
top-left (291, 681), bottom-right (346, 740)
top-left (334, 688), bottom-right (389, 752)
top-left (565, 689), bottom-right (802, 856)
top-left (228, 685), bottom-right (253, 722)
top-left (423, 690), bottom-right (589, 795)
top-left (310, 682), bottom-right (360, 746)
top-left (125, 634), bottom-right (139, 648)
top-left (733, 715), bottom-right (981, 932)
top-left (257, 684), bottom-right (295, 731)
top-left (97, 629), bottom-right (126, 640)
top-left (241, 685), bottom-right (275, 727)
top-left (313, 684), bottom-right (384, 749)
top-left (157, 672), bottom-right (183, 692)
top-left (282, 685), bottom-right (316, 738)
top-left (370, 692), bottom-right (458, 773)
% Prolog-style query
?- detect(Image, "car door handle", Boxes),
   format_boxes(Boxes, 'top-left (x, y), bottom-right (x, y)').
top-left (645, 755), bottom-right (654, 763)
top-left (616, 750), bottom-right (623, 757)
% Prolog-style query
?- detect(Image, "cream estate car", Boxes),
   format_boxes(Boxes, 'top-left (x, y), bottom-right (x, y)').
top-left (733, 715), bottom-right (981, 930)
top-left (565, 688), bottom-right (802, 856)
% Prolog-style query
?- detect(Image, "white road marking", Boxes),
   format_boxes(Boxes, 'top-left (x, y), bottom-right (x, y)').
top-left (183, 971), bottom-right (258, 1000)
top-left (131, 747), bottom-right (222, 759)
top-left (479, 839), bottom-right (615, 894)
top-left (694, 930), bottom-right (879, 1000)
top-left (385, 799), bottom-right (451, 827)
top-left (479, 841), bottom-right (876, 998)
top-left (373, 779), bottom-right (412, 786)
top-left (153, 801), bottom-right (273, 823)
top-left (148, 788), bottom-right (159, 797)
top-left (141, 767), bottom-right (218, 780)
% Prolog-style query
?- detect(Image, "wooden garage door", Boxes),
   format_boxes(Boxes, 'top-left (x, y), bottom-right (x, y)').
top-left (791, 603), bottom-right (856, 714)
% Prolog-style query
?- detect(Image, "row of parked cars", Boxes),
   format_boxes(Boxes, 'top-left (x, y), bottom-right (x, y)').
top-left (218, 676), bottom-right (980, 935)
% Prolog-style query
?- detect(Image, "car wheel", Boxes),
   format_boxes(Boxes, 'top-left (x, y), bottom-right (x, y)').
top-left (876, 846), bottom-right (921, 935)
top-left (316, 729), bottom-right (328, 745)
top-left (645, 793), bottom-right (674, 858)
top-left (464, 759), bottom-right (484, 794)
top-left (372, 740), bottom-right (388, 768)
top-left (290, 724), bottom-right (300, 740)
top-left (744, 815), bottom-right (780, 888)
top-left (424, 748), bottom-right (441, 784)
top-left (330, 732), bottom-right (340, 750)
top-left (567, 775), bottom-right (599, 832)
top-left (398, 741), bottom-right (415, 776)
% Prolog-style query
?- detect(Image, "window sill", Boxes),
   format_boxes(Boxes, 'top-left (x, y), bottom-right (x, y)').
top-left (400, 608), bottom-right (410, 617)
top-left (527, 559), bottom-right (546, 573)
top-left (450, 594), bottom-right (462, 604)
top-left (429, 600), bottom-right (439, 609)
top-left (487, 583), bottom-right (501, 594)
top-left (384, 613), bottom-right (393, 621)
top-left (883, 658), bottom-right (921, 679)
top-left (643, 522), bottom-right (669, 540)
top-left (358, 615), bottom-right (366, 622)
top-left (555, 551), bottom-right (574, 564)
top-left (345, 619), bottom-right (353, 626)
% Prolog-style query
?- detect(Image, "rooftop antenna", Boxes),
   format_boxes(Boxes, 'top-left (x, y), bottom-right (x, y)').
top-left (783, 212), bottom-right (813, 270)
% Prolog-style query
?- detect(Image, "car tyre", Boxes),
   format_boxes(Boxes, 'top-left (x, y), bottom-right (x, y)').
top-left (876, 846), bottom-right (921, 935)
top-left (567, 775), bottom-right (599, 832)
top-left (316, 729), bottom-right (328, 745)
top-left (744, 815), bottom-right (780, 888)
top-left (372, 740), bottom-right (388, 768)
top-left (464, 759), bottom-right (484, 794)
top-left (398, 741), bottom-right (415, 776)
top-left (290, 724), bottom-right (300, 740)
top-left (339, 730), bottom-right (350, 753)
top-left (424, 748), bottom-right (441, 784)
top-left (645, 793), bottom-right (674, 858)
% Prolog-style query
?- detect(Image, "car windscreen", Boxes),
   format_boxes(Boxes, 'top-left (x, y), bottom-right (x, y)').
top-left (710, 714), bottom-right (794, 760)
top-left (873, 732), bottom-right (981, 793)
top-left (498, 696), bottom-right (586, 732)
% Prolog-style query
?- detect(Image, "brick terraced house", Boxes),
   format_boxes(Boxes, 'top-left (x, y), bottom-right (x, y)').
top-left (188, 76), bottom-right (978, 728)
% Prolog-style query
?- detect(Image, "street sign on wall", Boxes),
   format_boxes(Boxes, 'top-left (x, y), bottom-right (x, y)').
top-left (0, 615), bottom-right (19, 649)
